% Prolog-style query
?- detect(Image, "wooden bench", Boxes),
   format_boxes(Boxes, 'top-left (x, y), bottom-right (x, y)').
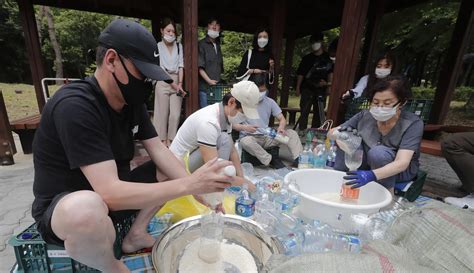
top-left (281, 107), bottom-right (316, 125)
top-left (420, 125), bottom-right (474, 157)
top-left (10, 114), bottom-right (41, 154)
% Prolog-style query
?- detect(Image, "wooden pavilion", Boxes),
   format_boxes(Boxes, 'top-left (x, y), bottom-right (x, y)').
top-left (0, 0), bottom-right (472, 164)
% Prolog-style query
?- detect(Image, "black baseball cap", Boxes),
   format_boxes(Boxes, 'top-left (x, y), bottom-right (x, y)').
top-left (98, 19), bottom-right (172, 83)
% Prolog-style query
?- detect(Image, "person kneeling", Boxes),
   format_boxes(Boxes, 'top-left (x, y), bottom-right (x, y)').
top-left (233, 74), bottom-right (303, 169)
top-left (329, 76), bottom-right (423, 193)
top-left (170, 81), bottom-right (259, 189)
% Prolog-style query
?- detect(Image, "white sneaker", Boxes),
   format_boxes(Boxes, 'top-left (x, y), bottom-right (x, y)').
top-left (444, 194), bottom-right (474, 209)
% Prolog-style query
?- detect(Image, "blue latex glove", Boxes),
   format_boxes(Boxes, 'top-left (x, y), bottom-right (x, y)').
top-left (344, 170), bottom-right (376, 189)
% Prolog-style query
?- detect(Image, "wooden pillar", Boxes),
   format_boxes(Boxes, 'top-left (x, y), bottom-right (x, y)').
top-left (269, 0), bottom-right (286, 101)
top-left (151, 18), bottom-right (161, 42)
top-left (17, 0), bottom-right (46, 113)
top-left (358, 0), bottom-right (384, 78)
top-left (280, 35), bottom-right (296, 108)
top-left (0, 91), bottom-right (15, 165)
top-left (430, 0), bottom-right (474, 124)
top-left (327, 0), bottom-right (370, 125)
top-left (182, 0), bottom-right (199, 116)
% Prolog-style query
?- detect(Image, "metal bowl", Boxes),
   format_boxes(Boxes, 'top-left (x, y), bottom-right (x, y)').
top-left (152, 214), bottom-right (284, 273)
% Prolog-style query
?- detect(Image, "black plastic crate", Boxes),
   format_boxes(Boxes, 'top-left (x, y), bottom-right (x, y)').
top-left (9, 215), bottom-right (134, 273)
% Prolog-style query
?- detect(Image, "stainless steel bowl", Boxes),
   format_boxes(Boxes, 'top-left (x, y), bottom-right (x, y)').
top-left (152, 214), bottom-right (284, 273)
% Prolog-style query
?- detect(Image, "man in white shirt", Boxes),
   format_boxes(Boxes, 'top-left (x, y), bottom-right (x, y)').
top-left (170, 81), bottom-right (260, 188)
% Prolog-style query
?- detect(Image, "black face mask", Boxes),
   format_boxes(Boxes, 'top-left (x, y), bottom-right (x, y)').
top-left (112, 55), bottom-right (152, 105)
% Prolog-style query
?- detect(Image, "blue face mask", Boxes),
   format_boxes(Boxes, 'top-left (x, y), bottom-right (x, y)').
top-left (259, 90), bottom-right (268, 102)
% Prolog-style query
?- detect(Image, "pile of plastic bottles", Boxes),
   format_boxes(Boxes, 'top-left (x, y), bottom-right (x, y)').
top-left (245, 175), bottom-right (361, 256)
top-left (229, 157), bottom-right (417, 257)
top-left (298, 130), bottom-right (338, 170)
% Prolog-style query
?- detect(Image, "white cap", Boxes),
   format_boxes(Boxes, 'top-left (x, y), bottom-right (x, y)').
top-left (230, 81), bottom-right (260, 119)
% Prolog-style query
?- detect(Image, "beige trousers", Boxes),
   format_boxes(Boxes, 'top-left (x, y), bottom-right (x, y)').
top-left (240, 129), bottom-right (303, 165)
top-left (153, 74), bottom-right (182, 141)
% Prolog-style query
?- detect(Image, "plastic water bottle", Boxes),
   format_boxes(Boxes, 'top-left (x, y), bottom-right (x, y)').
top-left (302, 230), bottom-right (361, 253)
top-left (325, 140), bottom-right (337, 169)
top-left (262, 127), bottom-right (290, 144)
top-left (334, 128), bottom-right (362, 155)
top-left (202, 162), bottom-right (236, 209)
top-left (253, 193), bottom-right (278, 234)
top-left (298, 143), bottom-right (313, 169)
top-left (278, 231), bottom-right (304, 256)
top-left (312, 144), bottom-right (326, 168)
top-left (235, 184), bottom-right (255, 217)
top-left (198, 211), bottom-right (223, 263)
top-left (274, 188), bottom-right (293, 212)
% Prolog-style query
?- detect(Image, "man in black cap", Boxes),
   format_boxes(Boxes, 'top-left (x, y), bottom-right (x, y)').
top-left (31, 19), bottom-right (234, 273)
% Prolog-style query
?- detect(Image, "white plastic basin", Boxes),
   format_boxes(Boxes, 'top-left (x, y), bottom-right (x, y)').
top-left (285, 169), bottom-right (392, 233)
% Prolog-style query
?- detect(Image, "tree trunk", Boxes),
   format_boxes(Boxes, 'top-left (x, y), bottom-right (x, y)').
top-left (465, 92), bottom-right (474, 112)
top-left (431, 53), bottom-right (443, 86)
top-left (43, 6), bottom-right (63, 85)
top-left (35, 6), bottom-right (44, 45)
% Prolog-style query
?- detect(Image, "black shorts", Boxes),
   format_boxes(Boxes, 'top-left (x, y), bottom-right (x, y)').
top-left (36, 160), bottom-right (157, 247)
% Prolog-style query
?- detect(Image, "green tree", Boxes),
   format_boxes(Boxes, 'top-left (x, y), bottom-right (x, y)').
top-left (377, 0), bottom-right (463, 87)
top-left (0, 0), bottom-right (29, 83)
top-left (39, 9), bottom-right (112, 78)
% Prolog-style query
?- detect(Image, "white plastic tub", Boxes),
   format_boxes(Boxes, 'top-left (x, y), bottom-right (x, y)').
top-left (285, 169), bottom-right (392, 233)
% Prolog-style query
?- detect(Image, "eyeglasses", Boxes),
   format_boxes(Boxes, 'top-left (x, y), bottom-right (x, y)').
top-left (370, 101), bottom-right (400, 108)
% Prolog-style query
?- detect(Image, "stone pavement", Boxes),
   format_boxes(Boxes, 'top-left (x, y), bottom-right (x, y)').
top-left (0, 134), bottom-right (464, 271)
top-left (0, 136), bottom-right (34, 273)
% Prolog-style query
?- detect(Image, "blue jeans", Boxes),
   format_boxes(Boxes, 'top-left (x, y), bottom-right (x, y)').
top-left (199, 89), bottom-right (208, 108)
top-left (334, 145), bottom-right (418, 189)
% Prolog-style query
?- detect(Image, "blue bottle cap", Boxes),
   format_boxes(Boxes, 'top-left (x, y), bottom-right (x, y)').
top-left (21, 233), bottom-right (33, 240)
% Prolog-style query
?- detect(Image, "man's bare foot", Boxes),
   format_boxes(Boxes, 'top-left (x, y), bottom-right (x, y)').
top-left (121, 230), bottom-right (156, 253)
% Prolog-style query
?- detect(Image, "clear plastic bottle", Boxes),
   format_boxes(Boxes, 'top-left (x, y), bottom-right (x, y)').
top-left (298, 143), bottom-right (313, 169)
top-left (263, 127), bottom-right (290, 144)
top-left (198, 211), bottom-right (223, 263)
top-left (235, 184), bottom-right (255, 217)
top-left (334, 128), bottom-right (362, 155)
top-left (302, 230), bottom-right (361, 253)
top-left (274, 188), bottom-right (292, 212)
top-left (202, 162), bottom-right (236, 209)
top-left (325, 140), bottom-right (337, 169)
top-left (278, 231), bottom-right (304, 256)
top-left (312, 144), bottom-right (327, 168)
top-left (253, 193), bottom-right (278, 234)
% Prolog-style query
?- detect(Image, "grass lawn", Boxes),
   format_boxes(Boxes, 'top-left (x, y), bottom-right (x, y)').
top-left (1, 82), bottom-right (472, 126)
top-left (0, 82), bottom-right (60, 121)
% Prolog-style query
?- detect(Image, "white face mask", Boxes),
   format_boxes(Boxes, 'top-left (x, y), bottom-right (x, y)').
top-left (369, 105), bottom-right (398, 121)
top-left (258, 91), bottom-right (267, 102)
top-left (330, 56), bottom-right (336, 62)
top-left (208, 30), bottom-right (220, 39)
top-left (312, 42), bottom-right (322, 51)
top-left (375, 68), bottom-right (391, 79)
top-left (228, 111), bottom-right (247, 124)
top-left (257, 38), bottom-right (268, 48)
top-left (163, 34), bottom-right (175, 43)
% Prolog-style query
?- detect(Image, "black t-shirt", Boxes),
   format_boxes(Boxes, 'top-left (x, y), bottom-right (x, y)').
top-left (31, 77), bottom-right (157, 221)
top-left (237, 49), bottom-right (273, 81)
top-left (297, 52), bottom-right (333, 92)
